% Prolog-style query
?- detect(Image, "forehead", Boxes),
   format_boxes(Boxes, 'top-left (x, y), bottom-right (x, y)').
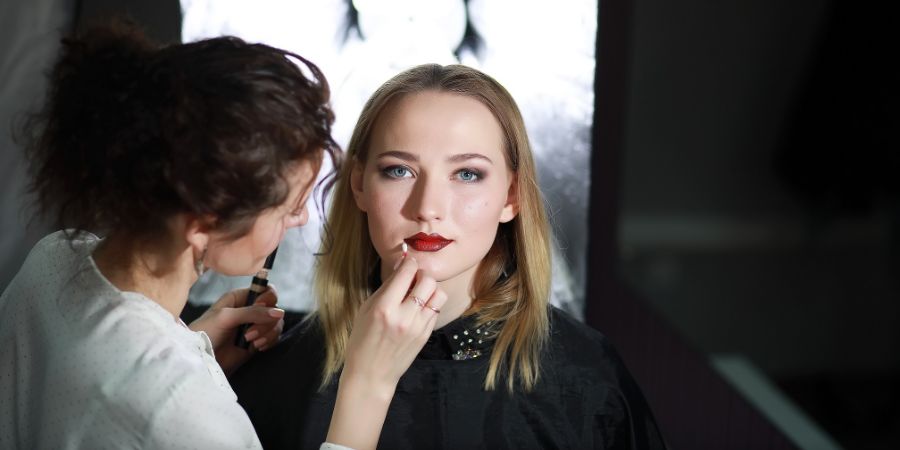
top-left (369, 91), bottom-right (505, 161)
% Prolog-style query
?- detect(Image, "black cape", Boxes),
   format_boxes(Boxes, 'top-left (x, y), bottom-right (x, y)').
top-left (230, 307), bottom-right (667, 449)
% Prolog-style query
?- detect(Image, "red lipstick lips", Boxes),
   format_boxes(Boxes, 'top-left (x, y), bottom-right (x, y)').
top-left (404, 232), bottom-right (453, 252)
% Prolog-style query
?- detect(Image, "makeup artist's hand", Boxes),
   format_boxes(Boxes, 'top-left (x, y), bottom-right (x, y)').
top-left (188, 285), bottom-right (284, 375)
top-left (327, 256), bottom-right (447, 450)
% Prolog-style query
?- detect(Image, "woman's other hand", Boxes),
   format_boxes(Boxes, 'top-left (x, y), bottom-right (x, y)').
top-left (188, 285), bottom-right (285, 375)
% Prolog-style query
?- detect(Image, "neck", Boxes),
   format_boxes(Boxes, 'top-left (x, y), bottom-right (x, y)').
top-left (92, 233), bottom-right (196, 320)
top-left (431, 263), bottom-right (480, 329)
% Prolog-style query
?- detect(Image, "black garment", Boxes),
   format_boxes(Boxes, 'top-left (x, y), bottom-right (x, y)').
top-left (230, 307), bottom-right (667, 449)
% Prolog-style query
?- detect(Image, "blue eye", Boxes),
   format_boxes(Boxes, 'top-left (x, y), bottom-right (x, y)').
top-left (383, 166), bottom-right (412, 179)
top-left (456, 169), bottom-right (481, 182)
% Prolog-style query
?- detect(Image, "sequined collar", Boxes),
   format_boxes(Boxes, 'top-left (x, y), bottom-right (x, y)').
top-left (418, 314), bottom-right (499, 361)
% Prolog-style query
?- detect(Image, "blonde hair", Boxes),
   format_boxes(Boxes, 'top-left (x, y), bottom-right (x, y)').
top-left (314, 64), bottom-right (551, 392)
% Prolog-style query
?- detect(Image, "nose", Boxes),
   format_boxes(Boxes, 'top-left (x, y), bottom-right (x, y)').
top-left (407, 172), bottom-right (448, 223)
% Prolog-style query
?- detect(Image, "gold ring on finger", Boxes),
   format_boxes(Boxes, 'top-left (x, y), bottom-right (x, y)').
top-left (407, 295), bottom-right (425, 307)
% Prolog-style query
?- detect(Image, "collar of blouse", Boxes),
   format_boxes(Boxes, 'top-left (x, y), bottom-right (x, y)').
top-left (418, 313), bottom-right (499, 361)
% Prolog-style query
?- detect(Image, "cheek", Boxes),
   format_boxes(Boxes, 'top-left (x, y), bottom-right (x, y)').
top-left (249, 215), bottom-right (286, 256)
top-left (363, 190), bottom-right (405, 253)
top-left (457, 189), bottom-right (506, 228)
top-left (203, 216), bottom-right (287, 276)
top-left (205, 239), bottom-right (254, 276)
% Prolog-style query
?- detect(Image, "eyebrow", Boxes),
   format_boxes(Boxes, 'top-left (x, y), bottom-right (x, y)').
top-left (376, 150), bottom-right (494, 165)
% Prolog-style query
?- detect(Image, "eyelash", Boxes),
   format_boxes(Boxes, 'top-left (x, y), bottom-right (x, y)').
top-left (380, 165), bottom-right (484, 183)
top-left (382, 165), bottom-right (413, 179)
top-left (455, 168), bottom-right (482, 183)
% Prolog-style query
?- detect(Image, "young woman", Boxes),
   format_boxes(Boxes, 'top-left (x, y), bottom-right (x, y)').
top-left (231, 64), bottom-right (667, 449)
top-left (0, 24), bottom-right (445, 450)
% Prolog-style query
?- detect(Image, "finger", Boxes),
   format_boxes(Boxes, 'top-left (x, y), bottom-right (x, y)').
top-left (392, 249), bottom-right (406, 271)
top-left (255, 316), bottom-right (284, 341)
top-left (252, 336), bottom-right (268, 350)
top-left (220, 304), bottom-right (285, 328)
top-left (423, 288), bottom-right (448, 316)
top-left (402, 271), bottom-right (436, 312)
top-left (255, 320), bottom-right (284, 351)
top-left (376, 256), bottom-right (419, 305)
top-left (243, 327), bottom-right (261, 342)
top-left (212, 288), bottom-right (250, 309)
top-left (253, 284), bottom-right (278, 307)
top-left (241, 321), bottom-right (275, 341)
top-left (420, 289), bottom-right (448, 335)
top-left (244, 308), bottom-right (284, 339)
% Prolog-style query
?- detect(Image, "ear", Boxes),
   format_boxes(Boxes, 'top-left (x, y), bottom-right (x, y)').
top-left (499, 177), bottom-right (519, 223)
top-left (182, 213), bottom-right (213, 254)
top-left (350, 162), bottom-right (368, 212)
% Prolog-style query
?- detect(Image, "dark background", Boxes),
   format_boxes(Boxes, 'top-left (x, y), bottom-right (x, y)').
top-left (3, 0), bottom-right (897, 448)
top-left (611, 1), bottom-right (899, 448)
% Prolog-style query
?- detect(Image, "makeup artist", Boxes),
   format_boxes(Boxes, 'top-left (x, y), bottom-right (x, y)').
top-left (0, 21), bottom-right (445, 450)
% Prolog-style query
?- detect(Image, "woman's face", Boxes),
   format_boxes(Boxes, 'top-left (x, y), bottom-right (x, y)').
top-left (206, 159), bottom-right (319, 276)
top-left (353, 91), bottom-right (517, 283)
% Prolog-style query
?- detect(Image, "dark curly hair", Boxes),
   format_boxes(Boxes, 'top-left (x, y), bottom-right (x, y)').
top-left (22, 20), bottom-right (339, 241)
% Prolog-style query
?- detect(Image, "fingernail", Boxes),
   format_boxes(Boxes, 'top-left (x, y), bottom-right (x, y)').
top-left (244, 330), bottom-right (259, 341)
top-left (254, 337), bottom-right (268, 348)
top-left (268, 308), bottom-right (285, 318)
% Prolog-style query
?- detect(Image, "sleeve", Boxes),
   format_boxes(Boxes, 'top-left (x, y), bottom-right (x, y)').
top-left (320, 443), bottom-right (356, 450)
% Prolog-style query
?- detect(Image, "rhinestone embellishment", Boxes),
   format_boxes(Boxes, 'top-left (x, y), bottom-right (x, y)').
top-left (452, 348), bottom-right (483, 361)
top-left (436, 320), bottom-right (497, 361)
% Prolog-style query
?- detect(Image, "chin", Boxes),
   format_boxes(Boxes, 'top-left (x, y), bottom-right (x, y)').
top-left (411, 262), bottom-right (453, 283)
top-left (218, 268), bottom-right (253, 277)
top-left (219, 261), bottom-right (264, 277)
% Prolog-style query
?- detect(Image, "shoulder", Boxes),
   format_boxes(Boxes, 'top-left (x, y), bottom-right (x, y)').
top-left (544, 306), bottom-right (636, 389)
top-left (84, 320), bottom-right (236, 429)
top-left (31, 229), bottom-right (93, 249)
top-left (547, 306), bottom-right (617, 360)
top-left (4, 299), bottom-right (237, 446)
top-left (73, 305), bottom-right (206, 388)
top-left (2, 230), bottom-right (99, 311)
top-left (49, 289), bottom-right (210, 396)
top-left (543, 308), bottom-right (668, 447)
top-left (26, 230), bottom-right (98, 265)
top-left (3, 230), bottom-right (95, 293)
